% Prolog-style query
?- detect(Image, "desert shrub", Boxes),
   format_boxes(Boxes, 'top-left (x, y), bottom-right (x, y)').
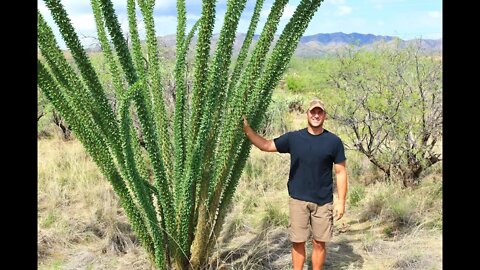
top-left (357, 179), bottom-right (442, 234)
top-left (348, 184), bottom-right (365, 207)
top-left (262, 202), bottom-right (288, 227)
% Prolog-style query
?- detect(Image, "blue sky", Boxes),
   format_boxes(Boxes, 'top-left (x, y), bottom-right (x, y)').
top-left (38, 0), bottom-right (442, 49)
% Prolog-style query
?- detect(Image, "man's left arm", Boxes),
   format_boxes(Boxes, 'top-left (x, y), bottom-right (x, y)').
top-left (334, 161), bottom-right (347, 221)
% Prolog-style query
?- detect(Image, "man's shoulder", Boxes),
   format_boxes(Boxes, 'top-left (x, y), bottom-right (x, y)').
top-left (274, 129), bottom-right (306, 144)
top-left (324, 129), bottom-right (343, 142)
top-left (289, 128), bottom-right (308, 137)
top-left (278, 128), bottom-right (305, 137)
top-left (292, 128), bottom-right (306, 134)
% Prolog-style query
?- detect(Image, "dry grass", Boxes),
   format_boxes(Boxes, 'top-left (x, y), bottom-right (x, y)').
top-left (38, 136), bottom-right (151, 269)
top-left (38, 132), bottom-right (442, 269)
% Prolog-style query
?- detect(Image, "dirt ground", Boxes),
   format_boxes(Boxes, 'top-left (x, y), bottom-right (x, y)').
top-left (210, 212), bottom-right (442, 270)
top-left (38, 209), bottom-right (441, 270)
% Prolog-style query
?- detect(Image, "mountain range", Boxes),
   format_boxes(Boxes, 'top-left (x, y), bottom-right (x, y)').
top-left (87, 32), bottom-right (442, 57)
top-left (293, 32), bottom-right (442, 56)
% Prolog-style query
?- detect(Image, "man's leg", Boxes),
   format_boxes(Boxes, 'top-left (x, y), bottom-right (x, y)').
top-left (311, 239), bottom-right (326, 270)
top-left (292, 242), bottom-right (306, 270)
top-left (288, 197), bottom-right (310, 270)
top-left (310, 202), bottom-right (333, 270)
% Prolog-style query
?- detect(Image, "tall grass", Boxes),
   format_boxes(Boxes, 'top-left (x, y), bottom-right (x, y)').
top-left (356, 175), bottom-right (442, 236)
top-left (38, 136), bottom-right (147, 268)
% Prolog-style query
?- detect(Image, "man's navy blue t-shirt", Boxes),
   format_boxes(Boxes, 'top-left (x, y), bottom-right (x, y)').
top-left (273, 128), bottom-right (346, 205)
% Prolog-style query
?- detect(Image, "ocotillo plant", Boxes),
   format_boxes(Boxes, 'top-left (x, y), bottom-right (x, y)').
top-left (38, 0), bottom-right (324, 269)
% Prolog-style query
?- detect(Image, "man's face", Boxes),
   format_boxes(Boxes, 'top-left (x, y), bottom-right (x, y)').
top-left (307, 107), bottom-right (325, 128)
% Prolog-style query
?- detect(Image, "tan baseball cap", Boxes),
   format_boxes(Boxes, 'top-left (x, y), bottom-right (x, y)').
top-left (307, 98), bottom-right (326, 112)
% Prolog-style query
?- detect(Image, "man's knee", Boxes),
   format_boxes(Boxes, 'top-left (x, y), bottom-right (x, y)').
top-left (292, 241), bottom-right (306, 249)
top-left (312, 239), bottom-right (325, 249)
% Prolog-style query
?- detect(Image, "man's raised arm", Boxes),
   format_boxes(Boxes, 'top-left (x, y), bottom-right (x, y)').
top-left (242, 116), bottom-right (277, 152)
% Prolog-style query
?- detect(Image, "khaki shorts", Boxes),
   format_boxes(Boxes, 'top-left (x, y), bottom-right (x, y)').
top-left (288, 197), bottom-right (333, 243)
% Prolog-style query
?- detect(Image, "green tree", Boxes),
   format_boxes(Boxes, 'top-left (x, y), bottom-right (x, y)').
top-left (327, 40), bottom-right (442, 187)
top-left (284, 57), bottom-right (337, 93)
top-left (37, 0), bottom-right (325, 269)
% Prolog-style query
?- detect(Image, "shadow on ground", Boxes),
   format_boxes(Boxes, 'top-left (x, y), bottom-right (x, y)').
top-left (322, 239), bottom-right (364, 269)
top-left (209, 221), bottom-right (364, 269)
top-left (209, 221), bottom-right (292, 269)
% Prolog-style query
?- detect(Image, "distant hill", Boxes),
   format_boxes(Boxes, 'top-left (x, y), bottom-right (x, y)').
top-left (293, 32), bottom-right (442, 57)
top-left (87, 32), bottom-right (442, 57)
top-left (300, 32), bottom-right (395, 45)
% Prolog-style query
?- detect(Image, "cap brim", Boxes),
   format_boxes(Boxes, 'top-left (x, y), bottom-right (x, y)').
top-left (308, 105), bottom-right (325, 111)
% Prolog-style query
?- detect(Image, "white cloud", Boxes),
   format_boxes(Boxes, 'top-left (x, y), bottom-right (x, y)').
top-left (328, 0), bottom-right (346, 5)
top-left (38, 1), bottom-right (49, 14)
top-left (70, 14), bottom-right (97, 33)
top-left (336, 6), bottom-right (352, 16)
top-left (54, 0), bottom-right (91, 10)
top-left (427, 11), bottom-right (441, 19)
top-left (260, 2), bottom-right (296, 20)
top-left (281, 4), bottom-right (296, 21)
top-left (154, 16), bottom-right (178, 36)
top-left (154, 0), bottom-right (176, 9)
top-left (309, 17), bottom-right (368, 35)
top-left (155, 15), bottom-right (177, 24)
top-left (368, 0), bottom-right (405, 10)
top-left (260, 6), bottom-right (270, 19)
top-left (186, 14), bottom-right (201, 20)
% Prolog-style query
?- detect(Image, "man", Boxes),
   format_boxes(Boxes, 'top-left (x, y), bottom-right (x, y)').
top-left (242, 98), bottom-right (347, 270)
